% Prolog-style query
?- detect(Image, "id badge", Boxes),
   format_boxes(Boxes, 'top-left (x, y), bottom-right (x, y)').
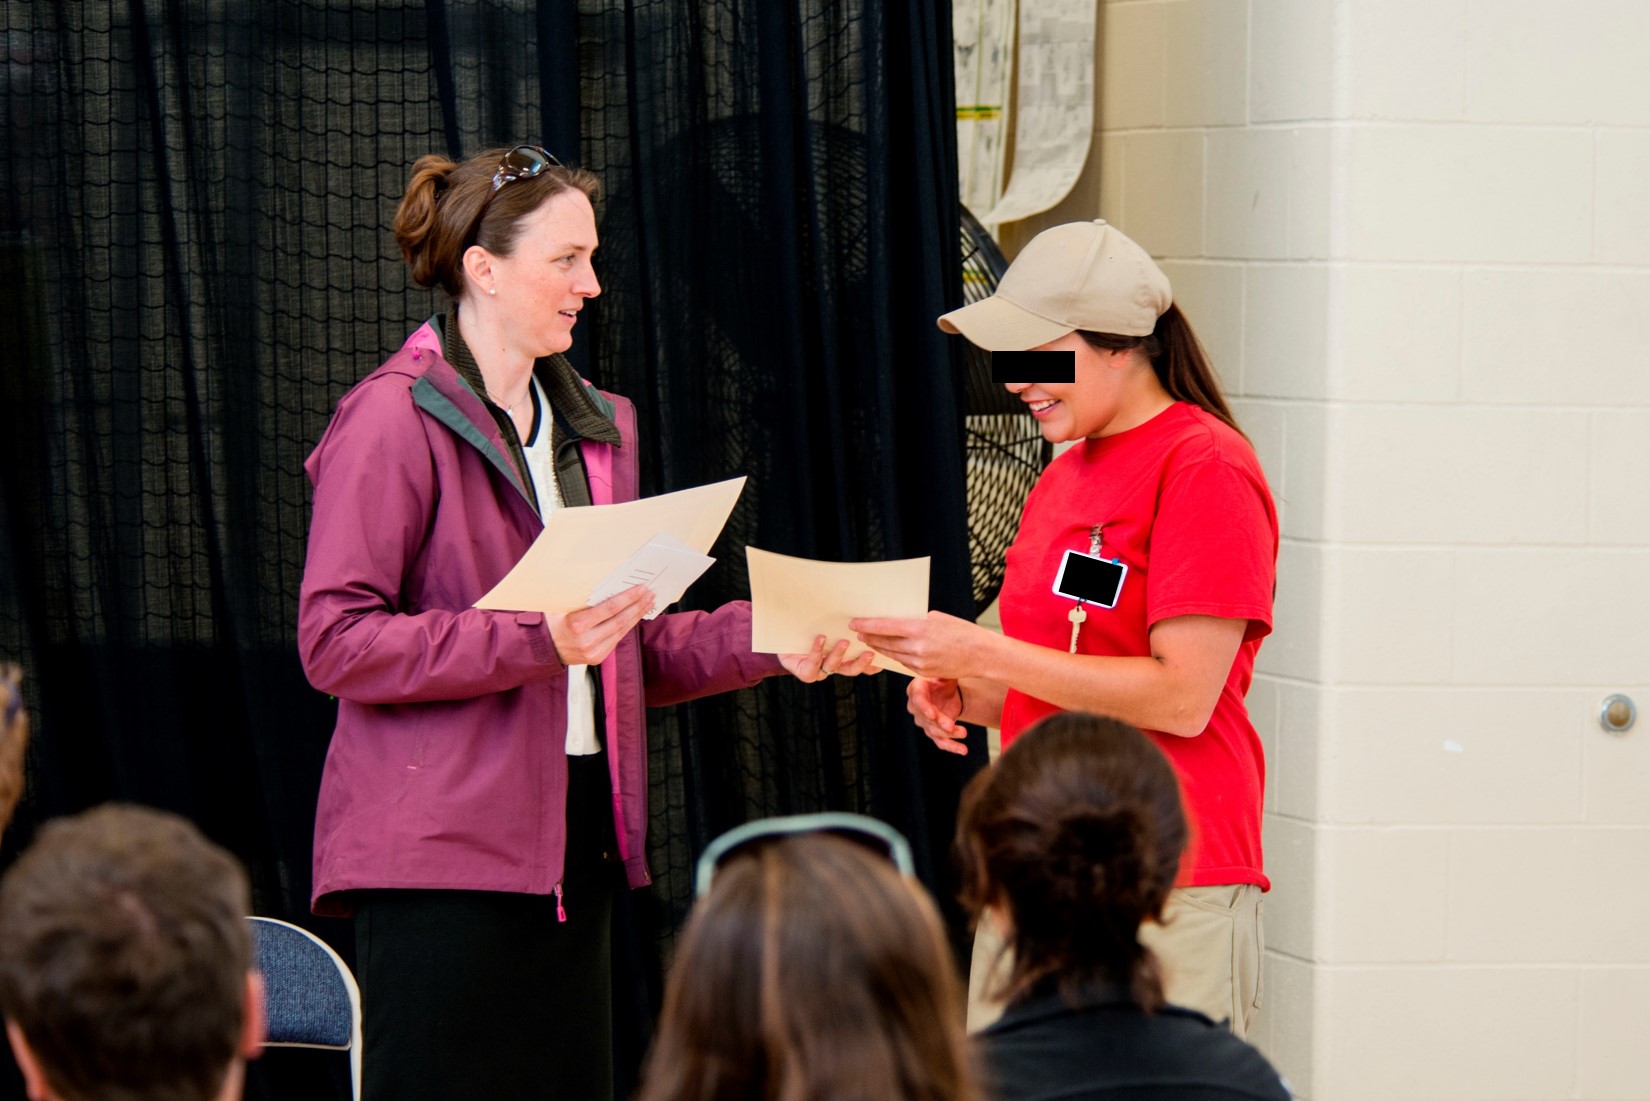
top-left (1050, 549), bottom-right (1127, 610)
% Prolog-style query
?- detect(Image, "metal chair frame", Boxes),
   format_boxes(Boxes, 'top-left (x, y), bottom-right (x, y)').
top-left (248, 916), bottom-right (362, 1100)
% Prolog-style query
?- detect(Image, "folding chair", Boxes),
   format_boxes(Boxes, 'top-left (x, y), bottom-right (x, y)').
top-left (248, 916), bottom-right (362, 1100)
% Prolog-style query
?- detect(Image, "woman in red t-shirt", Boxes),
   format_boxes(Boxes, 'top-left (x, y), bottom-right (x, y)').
top-left (853, 220), bottom-right (1278, 1037)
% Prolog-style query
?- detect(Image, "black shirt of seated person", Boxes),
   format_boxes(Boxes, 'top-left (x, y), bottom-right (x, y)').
top-left (981, 981), bottom-right (1292, 1101)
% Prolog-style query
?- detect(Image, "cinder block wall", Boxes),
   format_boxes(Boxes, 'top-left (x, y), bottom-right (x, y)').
top-left (1004, 2), bottom-right (1650, 1098)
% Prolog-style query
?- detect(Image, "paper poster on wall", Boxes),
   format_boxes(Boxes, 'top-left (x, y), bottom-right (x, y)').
top-left (954, 0), bottom-right (1016, 220)
top-left (981, 0), bottom-right (1096, 227)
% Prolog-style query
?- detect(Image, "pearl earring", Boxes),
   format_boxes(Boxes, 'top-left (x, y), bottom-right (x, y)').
top-left (488, 286), bottom-right (497, 296)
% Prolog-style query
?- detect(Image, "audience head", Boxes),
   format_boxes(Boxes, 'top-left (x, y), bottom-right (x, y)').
top-left (393, 143), bottom-right (602, 299)
top-left (957, 711), bottom-right (1188, 1009)
top-left (0, 662), bottom-right (27, 837)
top-left (0, 803), bottom-right (263, 1101)
top-left (639, 817), bottom-right (980, 1101)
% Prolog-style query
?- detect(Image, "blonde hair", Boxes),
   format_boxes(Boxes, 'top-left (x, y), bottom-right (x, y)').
top-left (0, 663), bottom-right (28, 838)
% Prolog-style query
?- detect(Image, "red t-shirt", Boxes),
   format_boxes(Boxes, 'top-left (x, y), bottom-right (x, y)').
top-left (997, 402), bottom-right (1278, 890)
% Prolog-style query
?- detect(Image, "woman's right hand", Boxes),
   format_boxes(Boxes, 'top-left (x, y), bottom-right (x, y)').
top-left (546, 585), bottom-right (655, 666)
top-left (907, 677), bottom-right (968, 756)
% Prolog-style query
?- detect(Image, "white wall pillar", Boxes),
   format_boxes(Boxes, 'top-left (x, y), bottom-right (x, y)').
top-left (1021, 3), bottom-right (1650, 1098)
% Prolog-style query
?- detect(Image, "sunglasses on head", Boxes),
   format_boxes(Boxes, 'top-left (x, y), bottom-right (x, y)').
top-left (490, 144), bottom-right (564, 191)
top-left (468, 145), bottom-right (567, 244)
top-left (694, 812), bottom-right (915, 898)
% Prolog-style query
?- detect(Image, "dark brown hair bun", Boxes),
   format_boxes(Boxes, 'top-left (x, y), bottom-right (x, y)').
top-left (955, 711), bottom-right (1188, 1009)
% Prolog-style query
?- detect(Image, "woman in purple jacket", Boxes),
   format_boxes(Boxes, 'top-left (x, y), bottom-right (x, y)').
top-left (298, 145), bottom-right (872, 1101)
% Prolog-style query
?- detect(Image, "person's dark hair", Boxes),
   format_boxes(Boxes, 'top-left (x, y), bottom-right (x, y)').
top-left (956, 712), bottom-right (1188, 1010)
top-left (637, 833), bottom-right (982, 1101)
top-left (392, 146), bottom-right (602, 298)
top-left (1080, 302), bottom-right (1247, 440)
top-left (0, 663), bottom-right (27, 838)
top-left (0, 803), bottom-right (253, 1101)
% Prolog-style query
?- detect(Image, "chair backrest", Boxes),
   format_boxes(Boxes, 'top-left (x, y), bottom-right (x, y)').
top-left (248, 916), bottom-right (362, 1099)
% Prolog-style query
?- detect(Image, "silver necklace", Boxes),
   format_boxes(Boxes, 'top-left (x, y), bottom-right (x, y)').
top-left (487, 385), bottom-right (531, 416)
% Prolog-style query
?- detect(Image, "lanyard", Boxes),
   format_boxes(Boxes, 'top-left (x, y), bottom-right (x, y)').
top-left (1066, 525), bottom-right (1102, 654)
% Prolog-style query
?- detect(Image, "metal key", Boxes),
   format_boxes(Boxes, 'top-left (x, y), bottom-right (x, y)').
top-left (1068, 604), bottom-right (1087, 653)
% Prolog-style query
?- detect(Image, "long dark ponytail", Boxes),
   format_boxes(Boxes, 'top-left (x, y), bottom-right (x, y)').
top-left (1079, 302), bottom-right (1246, 441)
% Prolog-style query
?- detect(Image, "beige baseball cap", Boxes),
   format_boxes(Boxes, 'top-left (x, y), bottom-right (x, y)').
top-left (938, 219), bottom-right (1172, 349)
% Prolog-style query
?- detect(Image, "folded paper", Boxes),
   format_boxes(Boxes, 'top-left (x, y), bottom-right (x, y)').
top-left (476, 477), bottom-right (745, 615)
top-left (586, 534), bottom-right (716, 620)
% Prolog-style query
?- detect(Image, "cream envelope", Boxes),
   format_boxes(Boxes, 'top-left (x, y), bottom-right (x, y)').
top-left (746, 546), bottom-right (929, 677)
top-left (476, 477), bottom-right (744, 615)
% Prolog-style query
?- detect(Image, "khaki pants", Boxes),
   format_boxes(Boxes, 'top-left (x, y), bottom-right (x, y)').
top-left (967, 884), bottom-right (1264, 1038)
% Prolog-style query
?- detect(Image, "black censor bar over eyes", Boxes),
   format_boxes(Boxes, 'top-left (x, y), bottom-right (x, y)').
top-left (991, 349), bottom-right (1076, 384)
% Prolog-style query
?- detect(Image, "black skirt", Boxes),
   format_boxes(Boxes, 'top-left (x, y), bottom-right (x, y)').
top-left (353, 752), bottom-right (624, 1101)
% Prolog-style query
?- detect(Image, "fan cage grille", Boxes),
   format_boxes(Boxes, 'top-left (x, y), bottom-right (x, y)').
top-left (959, 209), bottom-right (1051, 616)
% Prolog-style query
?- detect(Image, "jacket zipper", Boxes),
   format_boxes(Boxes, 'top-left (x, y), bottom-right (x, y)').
top-left (554, 882), bottom-right (567, 923)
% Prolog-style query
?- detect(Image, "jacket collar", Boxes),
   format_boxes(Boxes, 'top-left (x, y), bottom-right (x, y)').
top-left (400, 319), bottom-right (533, 504)
top-left (437, 307), bottom-right (621, 447)
top-left (400, 315), bottom-right (626, 513)
top-left (537, 356), bottom-right (620, 446)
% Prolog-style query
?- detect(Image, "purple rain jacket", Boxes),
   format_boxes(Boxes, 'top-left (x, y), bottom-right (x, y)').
top-left (298, 318), bottom-right (783, 916)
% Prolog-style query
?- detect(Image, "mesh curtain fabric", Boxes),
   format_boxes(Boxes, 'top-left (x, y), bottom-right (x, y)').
top-left (0, 0), bottom-right (975, 1061)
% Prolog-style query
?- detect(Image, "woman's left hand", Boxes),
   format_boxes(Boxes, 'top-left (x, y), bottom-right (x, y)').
top-left (778, 636), bottom-right (883, 683)
top-left (849, 611), bottom-right (994, 681)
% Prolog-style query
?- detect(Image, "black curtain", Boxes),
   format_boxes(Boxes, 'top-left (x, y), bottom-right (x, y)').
top-left (0, 1), bottom-right (974, 1096)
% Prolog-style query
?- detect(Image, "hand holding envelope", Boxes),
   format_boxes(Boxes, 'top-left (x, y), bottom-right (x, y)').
top-left (746, 547), bottom-right (930, 678)
top-left (545, 585), bottom-right (657, 666)
top-left (473, 476), bottom-right (928, 678)
top-left (585, 534), bottom-right (716, 620)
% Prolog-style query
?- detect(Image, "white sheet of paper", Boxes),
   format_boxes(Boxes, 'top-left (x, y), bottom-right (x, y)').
top-left (586, 534), bottom-right (716, 619)
top-left (475, 477), bottom-right (745, 615)
top-left (954, 0), bottom-right (1016, 216)
top-left (746, 546), bottom-right (930, 676)
top-left (980, 0), bottom-right (1096, 226)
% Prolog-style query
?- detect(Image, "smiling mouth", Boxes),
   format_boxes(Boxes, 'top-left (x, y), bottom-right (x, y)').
top-left (1028, 399), bottom-right (1059, 413)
